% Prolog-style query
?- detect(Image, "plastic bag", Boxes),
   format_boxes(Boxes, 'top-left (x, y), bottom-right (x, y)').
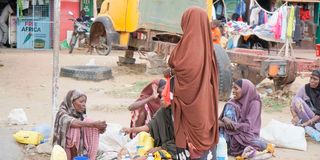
top-left (32, 123), bottom-right (51, 143)
top-left (260, 119), bottom-right (307, 151)
top-left (8, 108), bottom-right (28, 125)
top-left (99, 123), bottom-right (131, 159)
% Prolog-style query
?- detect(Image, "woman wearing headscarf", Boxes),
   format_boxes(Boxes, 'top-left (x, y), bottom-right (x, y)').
top-left (291, 69), bottom-right (320, 128)
top-left (219, 79), bottom-right (267, 156)
top-left (53, 90), bottom-right (107, 160)
top-left (168, 7), bottom-right (219, 159)
top-left (128, 79), bottom-right (166, 138)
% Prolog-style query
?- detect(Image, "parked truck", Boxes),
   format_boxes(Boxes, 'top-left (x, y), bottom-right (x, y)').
top-left (90, 0), bottom-right (233, 101)
top-left (90, 0), bottom-right (320, 101)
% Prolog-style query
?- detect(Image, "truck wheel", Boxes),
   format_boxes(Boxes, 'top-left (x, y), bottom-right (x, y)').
top-left (214, 44), bottom-right (232, 101)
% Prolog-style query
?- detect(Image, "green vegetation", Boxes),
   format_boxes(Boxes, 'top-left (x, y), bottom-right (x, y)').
top-left (105, 80), bottom-right (149, 98)
top-left (262, 97), bottom-right (289, 113)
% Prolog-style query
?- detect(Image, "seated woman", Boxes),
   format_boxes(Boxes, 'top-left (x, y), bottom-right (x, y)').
top-left (53, 90), bottom-right (107, 160)
top-left (128, 79), bottom-right (166, 138)
top-left (219, 79), bottom-right (267, 156)
top-left (291, 69), bottom-right (320, 128)
top-left (122, 105), bottom-right (175, 157)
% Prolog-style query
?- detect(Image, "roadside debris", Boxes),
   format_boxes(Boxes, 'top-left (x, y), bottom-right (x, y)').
top-left (8, 108), bottom-right (28, 125)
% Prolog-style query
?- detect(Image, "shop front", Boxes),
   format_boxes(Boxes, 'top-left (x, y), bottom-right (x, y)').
top-left (16, 0), bottom-right (53, 49)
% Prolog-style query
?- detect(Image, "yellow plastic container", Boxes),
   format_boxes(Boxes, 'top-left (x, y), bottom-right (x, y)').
top-left (137, 132), bottom-right (154, 156)
top-left (13, 130), bottom-right (44, 145)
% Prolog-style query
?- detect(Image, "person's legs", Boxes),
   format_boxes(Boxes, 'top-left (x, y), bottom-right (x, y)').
top-left (291, 98), bottom-right (315, 124)
top-left (0, 27), bottom-right (4, 47)
top-left (301, 21), bottom-right (306, 39)
top-left (305, 20), bottom-right (316, 43)
top-left (0, 22), bottom-right (8, 44)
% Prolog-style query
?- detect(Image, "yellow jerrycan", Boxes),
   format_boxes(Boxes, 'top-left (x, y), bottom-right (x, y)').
top-left (137, 131), bottom-right (154, 156)
top-left (13, 130), bottom-right (44, 145)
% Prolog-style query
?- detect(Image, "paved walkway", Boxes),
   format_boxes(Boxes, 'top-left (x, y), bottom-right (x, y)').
top-left (0, 127), bottom-right (24, 160)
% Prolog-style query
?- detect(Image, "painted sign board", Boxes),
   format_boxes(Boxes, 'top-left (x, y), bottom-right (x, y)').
top-left (17, 17), bottom-right (51, 49)
top-left (82, 0), bottom-right (93, 17)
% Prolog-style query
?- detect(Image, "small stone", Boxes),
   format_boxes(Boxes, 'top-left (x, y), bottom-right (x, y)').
top-left (36, 142), bottom-right (52, 154)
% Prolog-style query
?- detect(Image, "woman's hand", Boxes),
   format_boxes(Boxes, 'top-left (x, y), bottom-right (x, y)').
top-left (121, 127), bottom-right (132, 135)
top-left (222, 117), bottom-right (235, 131)
top-left (291, 116), bottom-right (300, 125)
top-left (147, 147), bottom-right (162, 154)
top-left (218, 119), bottom-right (225, 127)
top-left (93, 121), bottom-right (107, 133)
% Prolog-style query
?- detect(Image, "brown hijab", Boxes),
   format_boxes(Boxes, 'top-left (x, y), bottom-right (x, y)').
top-left (168, 7), bottom-right (219, 152)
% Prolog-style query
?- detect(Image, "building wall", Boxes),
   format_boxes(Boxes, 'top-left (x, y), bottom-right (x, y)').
top-left (60, 0), bottom-right (80, 41)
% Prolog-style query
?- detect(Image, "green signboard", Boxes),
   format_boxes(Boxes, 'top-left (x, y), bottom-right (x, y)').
top-left (82, 0), bottom-right (94, 17)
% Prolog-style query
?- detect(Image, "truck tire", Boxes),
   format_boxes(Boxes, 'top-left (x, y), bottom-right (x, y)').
top-left (214, 44), bottom-right (232, 101)
top-left (60, 66), bottom-right (113, 81)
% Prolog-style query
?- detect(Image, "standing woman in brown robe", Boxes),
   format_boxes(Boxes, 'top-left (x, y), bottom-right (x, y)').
top-left (168, 7), bottom-right (219, 159)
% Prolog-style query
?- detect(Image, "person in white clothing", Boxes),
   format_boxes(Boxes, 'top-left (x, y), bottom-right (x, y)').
top-left (0, 4), bottom-right (13, 47)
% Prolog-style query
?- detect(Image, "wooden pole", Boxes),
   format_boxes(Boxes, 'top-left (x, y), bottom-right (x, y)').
top-left (93, 0), bottom-right (97, 17)
top-left (52, 0), bottom-right (60, 123)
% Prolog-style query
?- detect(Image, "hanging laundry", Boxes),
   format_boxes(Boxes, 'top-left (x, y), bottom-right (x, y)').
top-left (280, 6), bottom-right (288, 40)
top-left (235, 0), bottom-right (246, 18)
top-left (215, 0), bottom-right (224, 20)
top-left (258, 10), bottom-right (265, 25)
top-left (212, 4), bottom-right (217, 20)
top-left (287, 6), bottom-right (295, 38)
top-left (264, 12), bottom-right (268, 24)
top-left (249, 6), bottom-right (260, 25)
top-left (293, 6), bottom-right (302, 45)
top-left (274, 10), bottom-right (282, 40)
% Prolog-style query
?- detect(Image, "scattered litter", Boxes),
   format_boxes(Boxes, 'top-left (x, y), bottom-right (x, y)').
top-left (8, 108), bottom-right (28, 125)
top-left (85, 58), bottom-right (96, 66)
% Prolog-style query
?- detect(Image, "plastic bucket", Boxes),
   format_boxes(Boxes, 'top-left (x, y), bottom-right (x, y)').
top-left (316, 44), bottom-right (320, 57)
top-left (73, 156), bottom-right (89, 160)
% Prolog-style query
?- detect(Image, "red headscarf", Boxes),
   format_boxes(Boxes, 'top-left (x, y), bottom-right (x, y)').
top-left (168, 7), bottom-right (219, 153)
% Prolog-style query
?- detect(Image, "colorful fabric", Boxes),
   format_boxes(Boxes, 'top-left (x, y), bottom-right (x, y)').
top-left (65, 118), bottom-right (100, 160)
top-left (162, 77), bottom-right (171, 106)
top-left (211, 27), bottom-right (221, 44)
top-left (300, 8), bottom-right (311, 21)
top-left (168, 7), bottom-right (219, 158)
top-left (280, 6), bottom-right (288, 40)
top-left (293, 6), bottom-right (302, 43)
top-left (287, 6), bottom-right (295, 38)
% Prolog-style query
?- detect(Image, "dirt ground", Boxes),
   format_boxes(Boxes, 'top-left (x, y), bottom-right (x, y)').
top-left (0, 49), bottom-right (319, 160)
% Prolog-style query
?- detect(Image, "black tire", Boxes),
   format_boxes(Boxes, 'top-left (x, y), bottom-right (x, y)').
top-left (96, 35), bottom-right (112, 56)
top-left (69, 35), bottom-right (78, 54)
top-left (214, 44), bottom-right (232, 101)
top-left (60, 66), bottom-right (113, 81)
